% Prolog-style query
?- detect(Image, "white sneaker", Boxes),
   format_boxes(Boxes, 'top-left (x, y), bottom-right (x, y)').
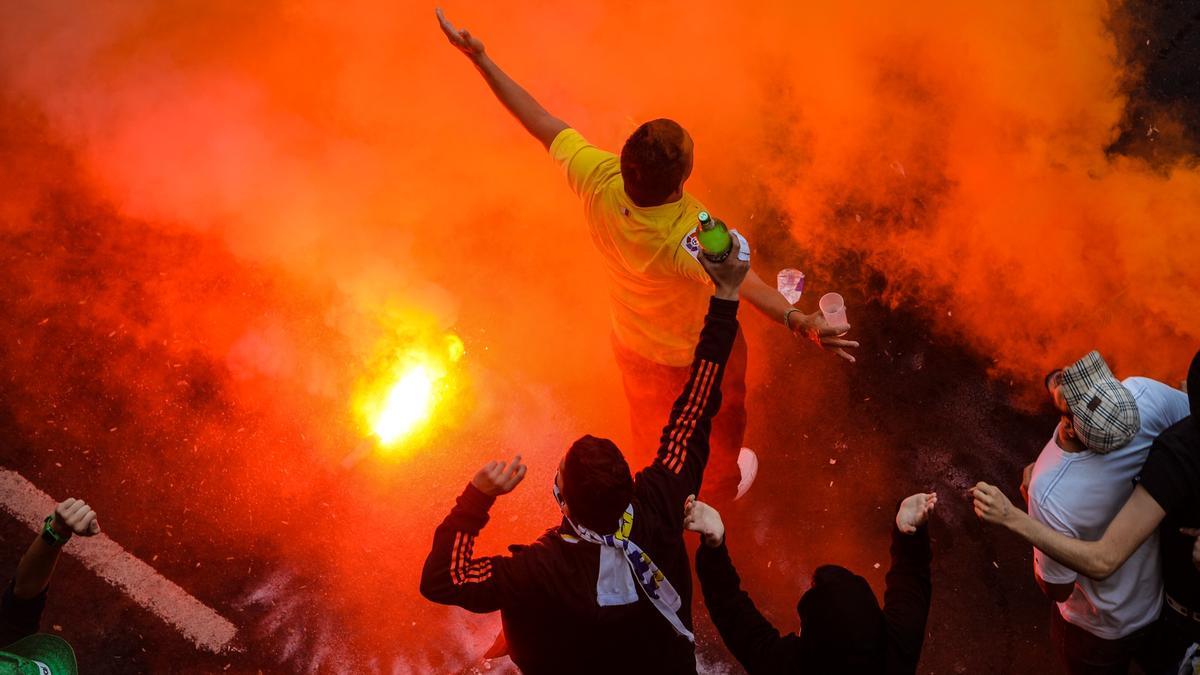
top-left (735, 447), bottom-right (758, 500)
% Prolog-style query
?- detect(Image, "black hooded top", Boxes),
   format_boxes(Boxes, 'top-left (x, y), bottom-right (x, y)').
top-left (420, 297), bottom-right (740, 674)
top-left (1136, 348), bottom-right (1200, 610)
top-left (694, 519), bottom-right (931, 674)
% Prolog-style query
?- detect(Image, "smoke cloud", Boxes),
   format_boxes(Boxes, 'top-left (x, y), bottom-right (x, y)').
top-left (0, 0), bottom-right (1196, 670)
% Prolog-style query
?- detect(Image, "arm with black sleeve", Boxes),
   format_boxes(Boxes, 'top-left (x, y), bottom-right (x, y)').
top-left (419, 483), bottom-right (515, 613)
top-left (695, 539), bottom-right (795, 673)
top-left (882, 521), bottom-right (932, 675)
top-left (636, 295), bottom-right (740, 526)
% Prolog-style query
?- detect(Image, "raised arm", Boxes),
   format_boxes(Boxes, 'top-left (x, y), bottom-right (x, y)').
top-left (436, 9), bottom-right (568, 149)
top-left (13, 498), bottom-right (100, 599)
top-left (972, 482), bottom-right (1164, 580)
top-left (637, 239), bottom-right (748, 522)
top-left (739, 269), bottom-right (860, 363)
top-left (2, 498), bottom-right (100, 642)
top-left (420, 457), bottom-right (526, 611)
top-left (884, 493), bottom-right (936, 673)
top-left (687, 498), bottom-right (792, 674)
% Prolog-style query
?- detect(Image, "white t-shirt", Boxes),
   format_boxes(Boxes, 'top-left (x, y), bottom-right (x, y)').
top-left (1028, 376), bottom-right (1190, 639)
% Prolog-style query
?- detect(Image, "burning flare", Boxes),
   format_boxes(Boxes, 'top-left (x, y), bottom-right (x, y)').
top-left (373, 363), bottom-right (437, 445)
top-left (355, 332), bottom-right (465, 451)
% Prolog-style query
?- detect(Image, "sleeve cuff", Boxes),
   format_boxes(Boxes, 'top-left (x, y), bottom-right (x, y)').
top-left (695, 539), bottom-right (731, 567)
top-left (460, 483), bottom-right (498, 512)
top-left (892, 522), bottom-right (927, 537)
top-left (547, 127), bottom-right (577, 160)
top-left (708, 297), bottom-right (740, 319)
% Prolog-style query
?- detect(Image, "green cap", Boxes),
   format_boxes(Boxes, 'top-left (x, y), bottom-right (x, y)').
top-left (697, 211), bottom-right (710, 223)
top-left (0, 634), bottom-right (78, 675)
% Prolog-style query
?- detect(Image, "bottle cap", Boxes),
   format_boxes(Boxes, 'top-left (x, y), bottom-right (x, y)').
top-left (698, 211), bottom-right (710, 223)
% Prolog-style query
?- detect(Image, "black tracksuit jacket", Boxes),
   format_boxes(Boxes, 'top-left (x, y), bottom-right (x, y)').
top-left (420, 297), bottom-right (740, 674)
top-left (695, 524), bottom-right (932, 674)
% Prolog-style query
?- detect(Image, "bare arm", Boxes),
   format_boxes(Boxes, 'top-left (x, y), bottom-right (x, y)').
top-left (973, 483), bottom-right (1165, 580)
top-left (13, 499), bottom-right (100, 599)
top-left (436, 9), bottom-right (568, 149)
top-left (739, 269), bottom-right (860, 363)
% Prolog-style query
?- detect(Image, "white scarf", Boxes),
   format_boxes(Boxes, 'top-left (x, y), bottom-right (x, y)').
top-left (554, 484), bottom-right (693, 641)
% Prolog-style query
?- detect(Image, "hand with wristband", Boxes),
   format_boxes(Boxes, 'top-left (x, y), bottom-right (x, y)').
top-left (41, 499), bottom-right (100, 548)
top-left (11, 497), bottom-right (101, 606)
top-left (784, 306), bottom-right (859, 363)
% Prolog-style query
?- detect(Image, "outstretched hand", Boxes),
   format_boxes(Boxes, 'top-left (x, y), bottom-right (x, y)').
top-left (786, 310), bottom-right (859, 363)
top-left (435, 8), bottom-right (485, 59)
top-left (52, 498), bottom-right (100, 537)
top-left (683, 494), bottom-right (725, 547)
top-left (472, 455), bottom-right (526, 497)
top-left (896, 492), bottom-right (937, 534)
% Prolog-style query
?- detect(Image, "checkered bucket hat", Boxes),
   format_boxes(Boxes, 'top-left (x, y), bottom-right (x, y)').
top-left (1060, 351), bottom-right (1140, 453)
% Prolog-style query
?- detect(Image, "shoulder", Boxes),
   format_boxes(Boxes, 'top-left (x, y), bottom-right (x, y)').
top-left (1137, 417), bottom-right (1198, 512)
top-left (1030, 437), bottom-right (1066, 484)
top-left (550, 128), bottom-right (618, 165)
top-left (1122, 376), bottom-right (1154, 391)
top-left (1147, 417), bottom-right (1198, 467)
top-left (1029, 439), bottom-right (1078, 508)
top-left (498, 529), bottom-right (575, 577)
top-left (548, 127), bottom-right (586, 156)
top-left (1124, 376), bottom-right (1185, 406)
top-left (1122, 375), bottom-right (1174, 393)
top-left (671, 229), bottom-right (702, 265)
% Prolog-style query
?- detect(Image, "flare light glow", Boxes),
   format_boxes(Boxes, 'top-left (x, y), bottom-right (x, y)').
top-left (356, 332), bottom-right (465, 452)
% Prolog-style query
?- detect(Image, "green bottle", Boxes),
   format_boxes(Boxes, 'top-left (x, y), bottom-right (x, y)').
top-left (696, 211), bottom-right (732, 262)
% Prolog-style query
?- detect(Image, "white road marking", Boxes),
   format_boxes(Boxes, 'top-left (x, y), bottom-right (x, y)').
top-left (0, 468), bottom-right (238, 653)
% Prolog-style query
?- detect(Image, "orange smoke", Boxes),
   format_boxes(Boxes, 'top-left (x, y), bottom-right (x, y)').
top-left (1, 1), bottom-right (1194, 388)
top-left (0, 0), bottom-right (1197, 669)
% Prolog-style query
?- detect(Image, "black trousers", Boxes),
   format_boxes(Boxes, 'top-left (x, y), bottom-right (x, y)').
top-left (1050, 607), bottom-right (1159, 675)
top-left (1150, 605), bottom-right (1200, 675)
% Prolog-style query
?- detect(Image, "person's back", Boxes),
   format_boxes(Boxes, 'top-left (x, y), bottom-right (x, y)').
top-left (436, 9), bottom-right (860, 499)
top-left (421, 243), bottom-right (749, 674)
top-left (687, 493), bottom-right (937, 674)
top-left (1138, 400), bottom-right (1200, 667)
top-left (1028, 376), bottom-right (1189, 638)
top-left (492, 481), bottom-right (699, 673)
top-left (551, 127), bottom-right (712, 368)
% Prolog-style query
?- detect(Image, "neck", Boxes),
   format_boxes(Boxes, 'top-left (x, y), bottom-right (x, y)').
top-left (1057, 435), bottom-right (1086, 453)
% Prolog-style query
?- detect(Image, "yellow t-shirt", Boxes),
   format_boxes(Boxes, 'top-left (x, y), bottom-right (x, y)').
top-left (550, 128), bottom-right (712, 367)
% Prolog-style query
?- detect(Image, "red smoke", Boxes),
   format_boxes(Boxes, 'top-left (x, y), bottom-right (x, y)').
top-left (0, 1), bottom-right (1196, 671)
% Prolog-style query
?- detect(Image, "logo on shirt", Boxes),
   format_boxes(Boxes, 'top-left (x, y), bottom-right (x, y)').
top-left (681, 232), bottom-right (701, 261)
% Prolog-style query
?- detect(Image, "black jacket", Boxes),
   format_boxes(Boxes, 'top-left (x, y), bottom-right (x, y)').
top-left (695, 524), bottom-right (932, 674)
top-left (420, 297), bottom-right (740, 674)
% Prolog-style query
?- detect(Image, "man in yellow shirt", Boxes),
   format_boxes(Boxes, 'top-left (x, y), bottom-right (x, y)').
top-left (437, 9), bottom-right (858, 497)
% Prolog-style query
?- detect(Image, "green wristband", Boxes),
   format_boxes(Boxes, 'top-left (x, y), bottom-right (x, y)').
top-left (41, 515), bottom-right (70, 548)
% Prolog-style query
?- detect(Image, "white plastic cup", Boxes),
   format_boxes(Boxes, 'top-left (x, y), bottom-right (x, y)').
top-left (776, 268), bottom-right (805, 305)
top-left (819, 292), bottom-right (848, 330)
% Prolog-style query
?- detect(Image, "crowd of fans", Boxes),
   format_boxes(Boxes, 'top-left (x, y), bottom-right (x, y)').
top-left (0, 10), bottom-right (1193, 675)
top-left (422, 8), bottom-right (1200, 674)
